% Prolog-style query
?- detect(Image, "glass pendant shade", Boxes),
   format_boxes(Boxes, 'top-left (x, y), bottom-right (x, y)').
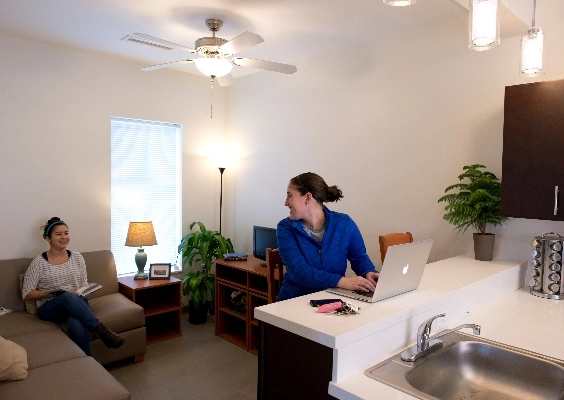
top-left (521, 27), bottom-right (543, 76)
top-left (383, 0), bottom-right (418, 5)
top-left (469, 0), bottom-right (500, 51)
top-left (194, 57), bottom-right (233, 77)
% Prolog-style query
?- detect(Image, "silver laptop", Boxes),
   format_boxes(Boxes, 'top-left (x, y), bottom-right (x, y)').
top-left (326, 239), bottom-right (433, 303)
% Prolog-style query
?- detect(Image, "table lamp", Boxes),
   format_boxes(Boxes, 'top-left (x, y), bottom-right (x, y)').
top-left (125, 221), bottom-right (158, 280)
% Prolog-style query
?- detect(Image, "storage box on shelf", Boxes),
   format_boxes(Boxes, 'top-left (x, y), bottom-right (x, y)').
top-left (118, 276), bottom-right (182, 344)
top-left (215, 256), bottom-right (276, 355)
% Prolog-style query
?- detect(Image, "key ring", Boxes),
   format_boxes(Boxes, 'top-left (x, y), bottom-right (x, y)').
top-left (328, 301), bottom-right (361, 316)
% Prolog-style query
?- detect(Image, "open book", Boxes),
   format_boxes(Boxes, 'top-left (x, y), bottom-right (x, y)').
top-left (45, 283), bottom-right (102, 297)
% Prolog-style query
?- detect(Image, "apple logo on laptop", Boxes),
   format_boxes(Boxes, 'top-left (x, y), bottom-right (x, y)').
top-left (403, 264), bottom-right (410, 274)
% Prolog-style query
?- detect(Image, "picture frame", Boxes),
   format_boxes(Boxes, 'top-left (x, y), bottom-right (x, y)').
top-left (149, 263), bottom-right (171, 280)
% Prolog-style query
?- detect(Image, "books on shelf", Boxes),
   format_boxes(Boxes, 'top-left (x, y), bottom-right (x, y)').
top-left (45, 283), bottom-right (102, 298)
top-left (223, 252), bottom-right (248, 261)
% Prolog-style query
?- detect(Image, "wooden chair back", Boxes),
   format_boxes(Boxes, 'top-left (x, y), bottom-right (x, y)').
top-left (266, 248), bottom-right (285, 304)
top-left (379, 232), bottom-right (413, 263)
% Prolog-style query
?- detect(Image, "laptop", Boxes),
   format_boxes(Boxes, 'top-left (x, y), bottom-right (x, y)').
top-left (326, 239), bottom-right (433, 303)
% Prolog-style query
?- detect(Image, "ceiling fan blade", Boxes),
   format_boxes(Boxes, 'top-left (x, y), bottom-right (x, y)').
top-left (220, 32), bottom-right (264, 55)
top-left (232, 58), bottom-right (297, 74)
top-left (216, 74), bottom-right (235, 86)
top-left (140, 60), bottom-right (194, 71)
top-left (133, 33), bottom-right (198, 53)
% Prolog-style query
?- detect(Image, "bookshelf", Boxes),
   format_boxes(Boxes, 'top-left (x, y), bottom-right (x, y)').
top-left (215, 256), bottom-right (277, 355)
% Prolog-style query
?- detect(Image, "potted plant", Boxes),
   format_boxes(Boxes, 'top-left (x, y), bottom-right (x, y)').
top-left (438, 164), bottom-right (508, 261)
top-left (178, 221), bottom-right (234, 324)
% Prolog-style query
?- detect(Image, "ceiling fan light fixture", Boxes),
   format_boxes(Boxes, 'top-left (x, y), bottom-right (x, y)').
top-left (468, 0), bottom-right (500, 51)
top-left (194, 57), bottom-right (233, 77)
top-left (383, 0), bottom-right (418, 5)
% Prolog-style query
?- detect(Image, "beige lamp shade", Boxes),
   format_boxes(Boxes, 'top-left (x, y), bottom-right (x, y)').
top-left (125, 221), bottom-right (158, 247)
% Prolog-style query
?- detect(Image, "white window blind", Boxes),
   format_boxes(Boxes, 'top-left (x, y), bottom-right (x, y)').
top-left (111, 117), bottom-right (182, 276)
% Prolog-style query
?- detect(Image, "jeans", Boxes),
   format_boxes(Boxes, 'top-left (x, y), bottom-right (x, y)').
top-left (37, 292), bottom-right (100, 356)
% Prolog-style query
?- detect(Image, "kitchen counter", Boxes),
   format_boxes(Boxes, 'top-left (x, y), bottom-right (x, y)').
top-left (255, 255), bottom-right (528, 398)
top-left (330, 286), bottom-right (564, 399)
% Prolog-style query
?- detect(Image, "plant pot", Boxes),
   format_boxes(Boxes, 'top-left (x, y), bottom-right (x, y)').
top-left (474, 233), bottom-right (495, 261)
top-left (188, 300), bottom-right (208, 325)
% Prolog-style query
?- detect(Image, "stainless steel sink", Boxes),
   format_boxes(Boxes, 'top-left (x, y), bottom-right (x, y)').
top-left (365, 331), bottom-right (564, 400)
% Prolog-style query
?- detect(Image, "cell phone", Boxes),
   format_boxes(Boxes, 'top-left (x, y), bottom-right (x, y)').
top-left (309, 299), bottom-right (342, 307)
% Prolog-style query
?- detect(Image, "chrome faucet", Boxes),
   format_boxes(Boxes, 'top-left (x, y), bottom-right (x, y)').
top-left (401, 313), bottom-right (481, 362)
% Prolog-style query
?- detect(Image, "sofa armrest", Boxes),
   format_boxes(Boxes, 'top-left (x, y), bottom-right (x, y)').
top-left (81, 251), bottom-right (120, 298)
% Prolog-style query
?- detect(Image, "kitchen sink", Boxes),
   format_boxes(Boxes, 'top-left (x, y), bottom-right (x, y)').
top-left (365, 331), bottom-right (564, 400)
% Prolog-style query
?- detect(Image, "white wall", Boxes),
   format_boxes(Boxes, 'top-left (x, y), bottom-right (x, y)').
top-left (0, 33), bottom-right (227, 260)
top-left (1, 0), bottom-right (564, 270)
top-left (224, 1), bottom-right (564, 268)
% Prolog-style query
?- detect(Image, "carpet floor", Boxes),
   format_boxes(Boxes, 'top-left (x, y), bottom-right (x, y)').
top-left (106, 315), bottom-right (258, 400)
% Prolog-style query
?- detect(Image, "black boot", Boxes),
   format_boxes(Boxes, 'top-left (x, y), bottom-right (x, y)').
top-left (93, 323), bottom-right (126, 349)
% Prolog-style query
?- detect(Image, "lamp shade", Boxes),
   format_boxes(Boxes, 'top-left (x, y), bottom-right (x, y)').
top-left (125, 221), bottom-right (158, 247)
top-left (469, 0), bottom-right (500, 51)
top-left (194, 57), bottom-right (233, 77)
top-left (520, 27), bottom-right (543, 76)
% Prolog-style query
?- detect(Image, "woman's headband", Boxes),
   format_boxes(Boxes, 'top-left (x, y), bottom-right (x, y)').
top-left (43, 221), bottom-right (66, 237)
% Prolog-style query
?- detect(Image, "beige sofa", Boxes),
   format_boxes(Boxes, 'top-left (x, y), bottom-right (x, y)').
top-left (0, 250), bottom-right (147, 400)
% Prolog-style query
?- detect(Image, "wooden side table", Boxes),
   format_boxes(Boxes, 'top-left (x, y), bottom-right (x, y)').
top-left (118, 276), bottom-right (182, 344)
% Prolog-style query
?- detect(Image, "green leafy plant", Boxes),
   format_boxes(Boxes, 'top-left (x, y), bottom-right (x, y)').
top-left (438, 164), bottom-right (508, 234)
top-left (178, 222), bottom-right (234, 309)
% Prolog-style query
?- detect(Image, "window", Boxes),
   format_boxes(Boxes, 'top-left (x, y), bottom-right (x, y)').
top-left (111, 117), bottom-right (182, 276)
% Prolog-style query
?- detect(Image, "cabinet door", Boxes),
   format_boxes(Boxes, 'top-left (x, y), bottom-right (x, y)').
top-left (501, 79), bottom-right (564, 221)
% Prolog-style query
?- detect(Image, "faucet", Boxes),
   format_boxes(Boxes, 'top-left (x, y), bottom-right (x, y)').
top-left (401, 313), bottom-right (481, 362)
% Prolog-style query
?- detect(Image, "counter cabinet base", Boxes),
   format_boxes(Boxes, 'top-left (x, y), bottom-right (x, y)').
top-left (258, 321), bottom-right (336, 400)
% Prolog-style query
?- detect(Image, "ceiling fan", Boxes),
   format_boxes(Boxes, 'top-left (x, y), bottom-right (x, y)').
top-left (132, 18), bottom-right (297, 86)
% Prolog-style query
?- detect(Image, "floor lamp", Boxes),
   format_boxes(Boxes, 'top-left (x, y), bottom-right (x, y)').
top-left (218, 167), bottom-right (225, 234)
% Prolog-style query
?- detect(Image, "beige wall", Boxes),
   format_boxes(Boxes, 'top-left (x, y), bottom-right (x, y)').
top-left (224, 2), bottom-right (564, 268)
top-left (1, 0), bottom-right (564, 270)
top-left (0, 33), bottom-right (227, 260)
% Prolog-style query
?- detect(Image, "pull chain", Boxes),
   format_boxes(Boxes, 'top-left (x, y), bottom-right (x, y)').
top-left (210, 75), bottom-right (216, 118)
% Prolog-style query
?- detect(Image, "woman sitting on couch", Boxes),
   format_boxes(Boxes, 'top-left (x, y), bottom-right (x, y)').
top-left (22, 217), bottom-right (125, 356)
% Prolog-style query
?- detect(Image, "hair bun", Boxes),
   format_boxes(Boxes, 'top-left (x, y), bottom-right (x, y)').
top-left (326, 185), bottom-right (344, 203)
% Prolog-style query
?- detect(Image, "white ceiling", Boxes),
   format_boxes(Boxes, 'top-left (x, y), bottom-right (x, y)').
top-left (0, 0), bottom-right (524, 80)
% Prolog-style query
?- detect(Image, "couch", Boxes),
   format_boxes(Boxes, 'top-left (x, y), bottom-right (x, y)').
top-left (0, 250), bottom-right (147, 400)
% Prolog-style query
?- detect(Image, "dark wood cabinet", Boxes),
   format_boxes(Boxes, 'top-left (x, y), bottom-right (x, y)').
top-left (118, 276), bottom-right (182, 344)
top-left (501, 79), bottom-right (564, 220)
top-left (215, 256), bottom-right (271, 355)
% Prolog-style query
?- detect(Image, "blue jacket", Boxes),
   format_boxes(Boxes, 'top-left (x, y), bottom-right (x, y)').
top-left (276, 207), bottom-right (377, 301)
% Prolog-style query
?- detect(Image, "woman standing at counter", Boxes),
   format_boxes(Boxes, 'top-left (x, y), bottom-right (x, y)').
top-left (276, 172), bottom-right (379, 301)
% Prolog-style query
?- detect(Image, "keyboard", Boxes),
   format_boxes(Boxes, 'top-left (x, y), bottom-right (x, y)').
top-left (352, 290), bottom-right (374, 297)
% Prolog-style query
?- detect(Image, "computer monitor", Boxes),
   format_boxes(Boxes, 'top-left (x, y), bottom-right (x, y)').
top-left (253, 226), bottom-right (278, 261)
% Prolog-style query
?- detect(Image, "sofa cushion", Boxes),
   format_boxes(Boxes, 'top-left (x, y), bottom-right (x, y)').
top-left (0, 336), bottom-right (28, 381)
top-left (0, 357), bottom-right (130, 400)
top-left (90, 326), bottom-right (146, 366)
top-left (0, 312), bottom-right (58, 338)
top-left (89, 293), bottom-right (145, 333)
top-left (7, 330), bottom-right (85, 369)
top-left (0, 257), bottom-right (33, 312)
top-left (19, 274), bottom-right (37, 315)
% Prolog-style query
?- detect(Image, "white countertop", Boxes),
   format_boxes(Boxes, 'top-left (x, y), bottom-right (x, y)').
top-left (254, 255), bottom-right (530, 398)
top-left (255, 255), bottom-right (524, 349)
top-left (330, 286), bottom-right (564, 400)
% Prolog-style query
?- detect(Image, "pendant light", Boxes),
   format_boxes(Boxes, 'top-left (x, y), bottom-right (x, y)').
top-left (383, 0), bottom-right (418, 5)
top-left (520, 0), bottom-right (543, 76)
top-left (468, 0), bottom-right (500, 51)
